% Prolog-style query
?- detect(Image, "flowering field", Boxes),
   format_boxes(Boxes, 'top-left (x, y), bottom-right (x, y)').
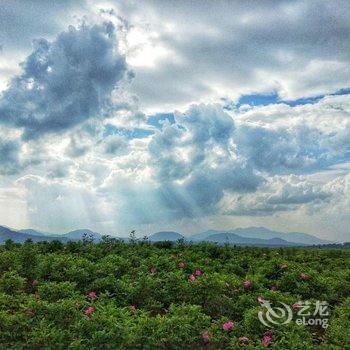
top-left (0, 239), bottom-right (349, 349)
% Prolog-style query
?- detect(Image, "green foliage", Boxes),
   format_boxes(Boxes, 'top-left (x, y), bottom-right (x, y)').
top-left (38, 281), bottom-right (79, 302)
top-left (0, 271), bottom-right (25, 294)
top-left (0, 241), bottom-right (349, 349)
top-left (322, 297), bottom-right (350, 348)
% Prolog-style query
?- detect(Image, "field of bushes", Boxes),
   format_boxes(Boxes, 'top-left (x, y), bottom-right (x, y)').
top-left (0, 237), bottom-right (349, 349)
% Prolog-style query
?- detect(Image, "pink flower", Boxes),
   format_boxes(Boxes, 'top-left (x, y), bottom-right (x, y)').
top-left (222, 321), bottom-right (234, 331)
top-left (239, 336), bottom-right (250, 344)
top-left (270, 286), bottom-right (277, 292)
top-left (177, 262), bottom-right (185, 269)
top-left (189, 274), bottom-right (196, 282)
top-left (87, 291), bottom-right (97, 300)
top-left (262, 332), bottom-right (272, 347)
top-left (202, 330), bottom-right (211, 344)
top-left (194, 269), bottom-right (203, 277)
top-left (25, 308), bottom-right (35, 318)
top-left (149, 267), bottom-right (157, 273)
top-left (84, 306), bottom-right (94, 316)
top-left (130, 305), bottom-right (137, 313)
top-left (31, 279), bottom-right (39, 287)
top-left (257, 296), bottom-right (266, 304)
top-left (292, 303), bottom-right (301, 310)
top-left (300, 273), bottom-right (310, 281)
top-left (243, 280), bottom-right (253, 290)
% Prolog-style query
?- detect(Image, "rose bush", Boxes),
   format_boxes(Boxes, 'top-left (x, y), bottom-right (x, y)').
top-left (0, 239), bottom-right (349, 348)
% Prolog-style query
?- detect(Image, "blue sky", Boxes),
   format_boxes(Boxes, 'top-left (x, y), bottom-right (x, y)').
top-left (0, 1), bottom-right (349, 240)
top-left (237, 88), bottom-right (350, 108)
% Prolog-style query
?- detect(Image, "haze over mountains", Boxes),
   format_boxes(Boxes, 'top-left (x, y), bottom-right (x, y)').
top-left (188, 227), bottom-right (331, 245)
top-left (0, 226), bottom-right (101, 244)
top-left (149, 228), bottom-right (331, 246)
top-left (0, 225), bottom-right (332, 246)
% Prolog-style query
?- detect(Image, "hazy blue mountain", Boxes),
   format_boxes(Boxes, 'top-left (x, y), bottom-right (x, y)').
top-left (0, 226), bottom-right (31, 243)
top-left (189, 230), bottom-right (219, 241)
top-left (227, 227), bottom-right (330, 245)
top-left (189, 227), bottom-right (330, 245)
top-left (203, 232), bottom-right (303, 246)
top-left (18, 229), bottom-right (49, 236)
top-left (148, 231), bottom-right (184, 242)
top-left (285, 231), bottom-right (331, 245)
top-left (0, 226), bottom-right (69, 243)
top-left (0, 225), bottom-right (332, 246)
top-left (0, 226), bottom-right (101, 243)
top-left (63, 229), bottom-right (102, 241)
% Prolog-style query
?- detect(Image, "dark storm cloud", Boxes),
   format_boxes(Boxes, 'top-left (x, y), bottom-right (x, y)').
top-left (0, 0), bottom-right (86, 52)
top-left (148, 104), bottom-right (262, 217)
top-left (0, 138), bottom-right (21, 175)
top-left (158, 165), bottom-right (262, 218)
top-left (0, 22), bottom-right (128, 139)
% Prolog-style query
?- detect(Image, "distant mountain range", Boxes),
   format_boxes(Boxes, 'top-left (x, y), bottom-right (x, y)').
top-left (148, 231), bottom-right (184, 242)
top-left (199, 233), bottom-right (300, 246)
top-left (0, 225), bottom-right (332, 247)
top-left (188, 227), bottom-right (331, 245)
top-left (143, 227), bottom-right (332, 246)
top-left (0, 226), bottom-right (101, 244)
top-left (146, 227), bottom-right (332, 246)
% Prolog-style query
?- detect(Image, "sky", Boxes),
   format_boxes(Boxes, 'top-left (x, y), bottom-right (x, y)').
top-left (0, 0), bottom-right (349, 240)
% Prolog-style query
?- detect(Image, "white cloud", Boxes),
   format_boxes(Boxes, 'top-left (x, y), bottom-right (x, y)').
top-left (104, 0), bottom-right (350, 112)
top-left (1, 83), bottom-right (348, 238)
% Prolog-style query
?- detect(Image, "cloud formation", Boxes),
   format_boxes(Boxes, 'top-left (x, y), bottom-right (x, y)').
top-left (221, 175), bottom-right (332, 216)
top-left (0, 2), bottom-right (349, 240)
top-left (0, 22), bottom-right (128, 139)
top-left (0, 138), bottom-right (21, 175)
top-left (1, 94), bottom-right (348, 239)
top-left (148, 104), bottom-right (261, 217)
top-left (144, 98), bottom-right (349, 222)
top-left (110, 0), bottom-right (350, 112)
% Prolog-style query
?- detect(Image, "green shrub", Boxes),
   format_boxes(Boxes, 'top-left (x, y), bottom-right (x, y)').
top-left (0, 271), bottom-right (25, 294)
top-left (0, 242), bottom-right (349, 349)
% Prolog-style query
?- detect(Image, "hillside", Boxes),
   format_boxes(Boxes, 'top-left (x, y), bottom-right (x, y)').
top-left (189, 227), bottom-right (330, 246)
top-left (0, 226), bottom-right (98, 244)
top-left (63, 229), bottom-right (102, 241)
top-left (0, 226), bottom-right (70, 243)
top-left (148, 231), bottom-right (184, 242)
top-left (203, 232), bottom-right (304, 246)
